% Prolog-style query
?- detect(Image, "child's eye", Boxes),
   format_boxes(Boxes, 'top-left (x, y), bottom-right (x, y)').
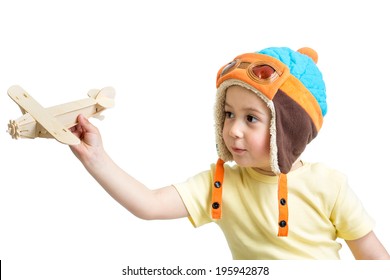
top-left (225, 111), bottom-right (234, 119)
top-left (246, 115), bottom-right (258, 123)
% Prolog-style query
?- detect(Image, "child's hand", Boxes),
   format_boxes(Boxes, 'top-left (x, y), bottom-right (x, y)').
top-left (69, 114), bottom-right (105, 167)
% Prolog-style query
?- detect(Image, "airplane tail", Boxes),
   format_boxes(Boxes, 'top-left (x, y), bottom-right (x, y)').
top-left (88, 87), bottom-right (115, 108)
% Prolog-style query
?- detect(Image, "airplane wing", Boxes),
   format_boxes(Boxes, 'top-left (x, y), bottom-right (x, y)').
top-left (7, 85), bottom-right (81, 145)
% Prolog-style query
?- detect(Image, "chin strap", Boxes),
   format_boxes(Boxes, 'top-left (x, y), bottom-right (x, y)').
top-left (277, 173), bottom-right (289, 236)
top-left (212, 159), bottom-right (289, 236)
top-left (211, 158), bottom-right (225, 219)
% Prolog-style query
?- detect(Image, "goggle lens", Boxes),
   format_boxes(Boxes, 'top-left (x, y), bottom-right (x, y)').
top-left (219, 60), bottom-right (280, 84)
top-left (251, 65), bottom-right (276, 80)
top-left (220, 60), bottom-right (237, 77)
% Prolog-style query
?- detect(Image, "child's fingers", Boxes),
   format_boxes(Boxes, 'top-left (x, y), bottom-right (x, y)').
top-left (77, 114), bottom-right (97, 133)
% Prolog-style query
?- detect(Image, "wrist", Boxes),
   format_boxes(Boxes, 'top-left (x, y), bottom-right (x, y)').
top-left (83, 147), bottom-right (110, 173)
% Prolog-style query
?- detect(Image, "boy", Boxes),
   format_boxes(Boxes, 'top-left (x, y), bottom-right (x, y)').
top-left (70, 47), bottom-right (389, 259)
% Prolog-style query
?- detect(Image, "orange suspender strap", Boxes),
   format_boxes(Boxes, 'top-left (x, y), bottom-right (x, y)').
top-left (277, 173), bottom-right (289, 236)
top-left (211, 158), bottom-right (225, 219)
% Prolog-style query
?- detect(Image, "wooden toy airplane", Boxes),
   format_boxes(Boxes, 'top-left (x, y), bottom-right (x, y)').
top-left (7, 85), bottom-right (115, 145)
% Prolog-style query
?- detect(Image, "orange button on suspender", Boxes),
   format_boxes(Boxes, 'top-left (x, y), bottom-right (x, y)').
top-left (211, 159), bottom-right (225, 219)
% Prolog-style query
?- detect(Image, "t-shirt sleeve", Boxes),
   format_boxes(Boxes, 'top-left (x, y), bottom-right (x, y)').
top-left (330, 176), bottom-right (375, 240)
top-left (173, 167), bottom-right (215, 228)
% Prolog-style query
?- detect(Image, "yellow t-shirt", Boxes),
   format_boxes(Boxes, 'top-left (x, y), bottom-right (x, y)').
top-left (173, 162), bottom-right (375, 259)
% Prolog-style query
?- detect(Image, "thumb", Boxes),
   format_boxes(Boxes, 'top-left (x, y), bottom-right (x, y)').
top-left (77, 114), bottom-right (96, 132)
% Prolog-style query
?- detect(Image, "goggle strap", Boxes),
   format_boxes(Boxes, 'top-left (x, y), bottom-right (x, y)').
top-left (211, 158), bottom-right (225, 219)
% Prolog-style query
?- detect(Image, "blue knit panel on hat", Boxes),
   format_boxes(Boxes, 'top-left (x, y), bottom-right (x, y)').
top-left (257, 47), bottom-right (327, 116)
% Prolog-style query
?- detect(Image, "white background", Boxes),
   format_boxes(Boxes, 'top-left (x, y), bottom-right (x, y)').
top-left (1, 0), bottom-right (389, 279)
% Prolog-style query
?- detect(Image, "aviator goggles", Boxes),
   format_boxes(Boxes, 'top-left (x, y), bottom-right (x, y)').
top-left (216, 53), bottom-right (291, 100)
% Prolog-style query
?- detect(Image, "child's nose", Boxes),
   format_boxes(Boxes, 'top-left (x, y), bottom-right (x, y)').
top-left (229, 120), bottom-right (244, 138)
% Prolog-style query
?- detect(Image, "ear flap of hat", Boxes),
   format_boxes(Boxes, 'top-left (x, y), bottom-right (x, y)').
top-left (273, 89), bottom-right (318, 173)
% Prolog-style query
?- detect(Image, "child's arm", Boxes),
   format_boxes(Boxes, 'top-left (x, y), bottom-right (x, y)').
top-left (346, 231), bottom-right (390, 260)
top-left (69, 115), bottom-right (189, 220)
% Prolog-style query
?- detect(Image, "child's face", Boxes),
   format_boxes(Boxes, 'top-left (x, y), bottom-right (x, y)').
top-left (222, 86), bottom-right (272, 174)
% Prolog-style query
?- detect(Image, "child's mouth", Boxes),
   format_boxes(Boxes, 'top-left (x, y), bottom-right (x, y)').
top-left (232, 147), bottom-right (246, 154)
